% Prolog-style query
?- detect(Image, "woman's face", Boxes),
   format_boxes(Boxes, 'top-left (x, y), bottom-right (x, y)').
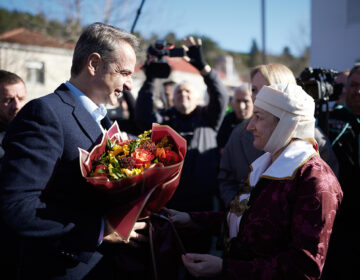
top-left (251, 71), bottom-right (268, 102)
top-left (246, 106), bottom-right (279, 150)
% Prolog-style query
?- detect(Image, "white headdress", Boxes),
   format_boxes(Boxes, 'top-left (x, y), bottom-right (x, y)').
top-left (254, 83), bottom-right (316, 154)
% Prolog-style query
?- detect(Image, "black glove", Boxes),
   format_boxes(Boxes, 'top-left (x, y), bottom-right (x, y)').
top-left (186, 45), bottom-right (207, 71)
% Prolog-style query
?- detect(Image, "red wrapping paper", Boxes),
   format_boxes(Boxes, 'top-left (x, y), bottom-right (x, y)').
top-left (79, 122), bottom-right (186, 241)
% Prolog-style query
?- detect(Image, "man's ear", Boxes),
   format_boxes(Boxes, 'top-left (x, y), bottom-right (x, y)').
top-left (87, 53), bottom-right (101, 76)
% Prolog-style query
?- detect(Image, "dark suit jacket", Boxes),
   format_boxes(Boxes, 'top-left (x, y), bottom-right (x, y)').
top-left (0, 84), bottom-right (115, 279)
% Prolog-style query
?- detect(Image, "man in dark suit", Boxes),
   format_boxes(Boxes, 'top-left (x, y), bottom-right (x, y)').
top-left (0, 22), bottom-right (146, 280)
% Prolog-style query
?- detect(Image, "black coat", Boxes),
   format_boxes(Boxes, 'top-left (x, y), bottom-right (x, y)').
top-left (135, 70), bottom-right (229, 212)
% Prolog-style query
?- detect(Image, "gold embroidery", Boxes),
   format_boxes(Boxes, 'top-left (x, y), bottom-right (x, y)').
top-left (229, 185), bottom-right (251, 217)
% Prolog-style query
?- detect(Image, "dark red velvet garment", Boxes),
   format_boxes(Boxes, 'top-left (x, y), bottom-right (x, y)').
top-left (191, 155), bottom-right (343, 280)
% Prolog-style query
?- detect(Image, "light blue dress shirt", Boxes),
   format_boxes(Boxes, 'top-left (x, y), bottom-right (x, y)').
top-left (65, 81), bottom-right (106, 244)
top-left (65, 81), bottom-right (107, 132)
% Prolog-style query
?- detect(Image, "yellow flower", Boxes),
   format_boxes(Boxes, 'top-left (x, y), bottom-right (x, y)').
top-left (132, 168), bottom-right (143, 176)
top-left (121, 168), bottom-right (133, 177)
top-left (108, 163), bottom-right (115, 179)
top-left (121, 168), bottom-right (142, 177)
top-left (109, 144), bottom-right (130, 158)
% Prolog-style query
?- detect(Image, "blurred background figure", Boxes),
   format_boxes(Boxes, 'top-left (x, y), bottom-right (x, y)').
top-left (321, 64), bottom-right (360, 280)
top-left (0, 69), bottom-right (26, 279)
top-left (135, 36), bottom-right (229, 268)
top-left (107, 90), bottom-right (142, 137)
top-left (218, 63), bottom-right (339, 208)
top-left (136, 36), bottom-right (229, 213)
top-left (333, 69), bottom-right (350, 107)
top-left (161, 80), bottom-right (176, 109)
top-left (217, 83), bottom-right (253, 154)
top-left (0, 69), bottom-right (26, 161)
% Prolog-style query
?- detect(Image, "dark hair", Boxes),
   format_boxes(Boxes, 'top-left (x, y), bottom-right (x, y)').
top-left (0, 70), bottom-right (24, 85)
top-left (163, 80), bottom-right (176, 87)
top-left (348, 64), bottom-right (360, 79)
top-left (71, 22), bottom-right (139, 76)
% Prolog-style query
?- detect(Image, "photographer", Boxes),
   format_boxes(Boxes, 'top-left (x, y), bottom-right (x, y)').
top-left (321, 64), bottom-right (360, 279)
top-left (136, 36), bottom-right (228, 212)
top-left (135, 37), bottom-right (228, 264)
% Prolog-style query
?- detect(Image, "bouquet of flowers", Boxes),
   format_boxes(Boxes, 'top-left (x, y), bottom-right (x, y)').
top-left (79, 122), bottom-right (186, 241)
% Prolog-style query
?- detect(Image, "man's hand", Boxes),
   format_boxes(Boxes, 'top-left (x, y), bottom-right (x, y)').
top-left (183, 36), bottom-right (210, 74)
top-left (166, 208), bottom-right (192, 228)
top-left (166, 208), bottom-right (203, 230)
top-left (103, 219), bottom-right (148, 247)
top-left (182, 253), bottom-right (223, 278)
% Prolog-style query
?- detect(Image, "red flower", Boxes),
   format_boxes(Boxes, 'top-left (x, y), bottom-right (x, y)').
top-left (162, 150), bottom-right (180, 165)
top-left (93, 164), bottom-right (108, 178)
top-left (132, 148), bottom-right (155, 167)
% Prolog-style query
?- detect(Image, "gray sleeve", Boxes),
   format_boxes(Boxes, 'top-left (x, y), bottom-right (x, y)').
top-left (202, 70), bottom-right (229, 130)
top-left (218, 124), bottom-right (253, 207)
top-left (315, 126), bottom-right (339, 177)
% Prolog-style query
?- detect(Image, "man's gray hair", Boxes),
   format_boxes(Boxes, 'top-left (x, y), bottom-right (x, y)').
top-left (71, 22), bottom-right (139, 76)
top-left (233, 83), bottom-right (251, 95)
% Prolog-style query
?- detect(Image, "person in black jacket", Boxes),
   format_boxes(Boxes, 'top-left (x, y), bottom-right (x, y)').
top-left (321, 64), bottom-right (360, 280)
top-left (135, 37), bottom-right (229, 264)
top-left (136, 36), bottom-right (229, 213)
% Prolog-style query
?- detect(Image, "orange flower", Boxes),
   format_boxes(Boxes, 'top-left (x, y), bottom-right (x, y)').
top-left (155, 147), bottom-right (166, 159)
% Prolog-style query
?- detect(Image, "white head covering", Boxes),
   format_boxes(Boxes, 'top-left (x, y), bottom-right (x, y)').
top-left (254, 83), bottom-right (316, 154)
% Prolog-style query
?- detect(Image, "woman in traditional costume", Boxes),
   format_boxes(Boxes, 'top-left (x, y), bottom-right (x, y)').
top-left (170, 83), bottom-right (343, 279)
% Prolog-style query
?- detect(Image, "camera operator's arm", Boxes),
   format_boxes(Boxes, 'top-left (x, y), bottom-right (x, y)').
top-left (183, 36), bottom-right (211, 75)
top-left (202, 69), bottom-right (229, 129)
top-left (134, 77), bottom-right (164, 131)
top-left (183, 36), bottom-right (229, 129)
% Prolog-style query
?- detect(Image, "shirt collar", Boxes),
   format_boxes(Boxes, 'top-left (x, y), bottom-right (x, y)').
top-left (249, 140), bottom-right (317, 186)
top-left (65, 81), bottom-right (107, 125)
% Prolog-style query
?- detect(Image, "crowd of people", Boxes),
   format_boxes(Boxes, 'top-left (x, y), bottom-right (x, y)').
top-left (0, 21), bottom-right (358, 280)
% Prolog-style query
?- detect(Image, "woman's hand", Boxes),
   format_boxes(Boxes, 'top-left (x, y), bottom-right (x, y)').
top-left (182, 253), bottom-right (223, 278)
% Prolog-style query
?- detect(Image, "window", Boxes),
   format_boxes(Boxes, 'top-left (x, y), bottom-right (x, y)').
top-left (25, 61), bottom-right (45, 84)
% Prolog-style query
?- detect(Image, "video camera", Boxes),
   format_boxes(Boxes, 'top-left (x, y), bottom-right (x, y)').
top-left (297, 67), bottom-right (341, 103)
top-left (143, 40), bottom-right (185, 79)
top-left (297, 67), bottom-right (343, 136)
